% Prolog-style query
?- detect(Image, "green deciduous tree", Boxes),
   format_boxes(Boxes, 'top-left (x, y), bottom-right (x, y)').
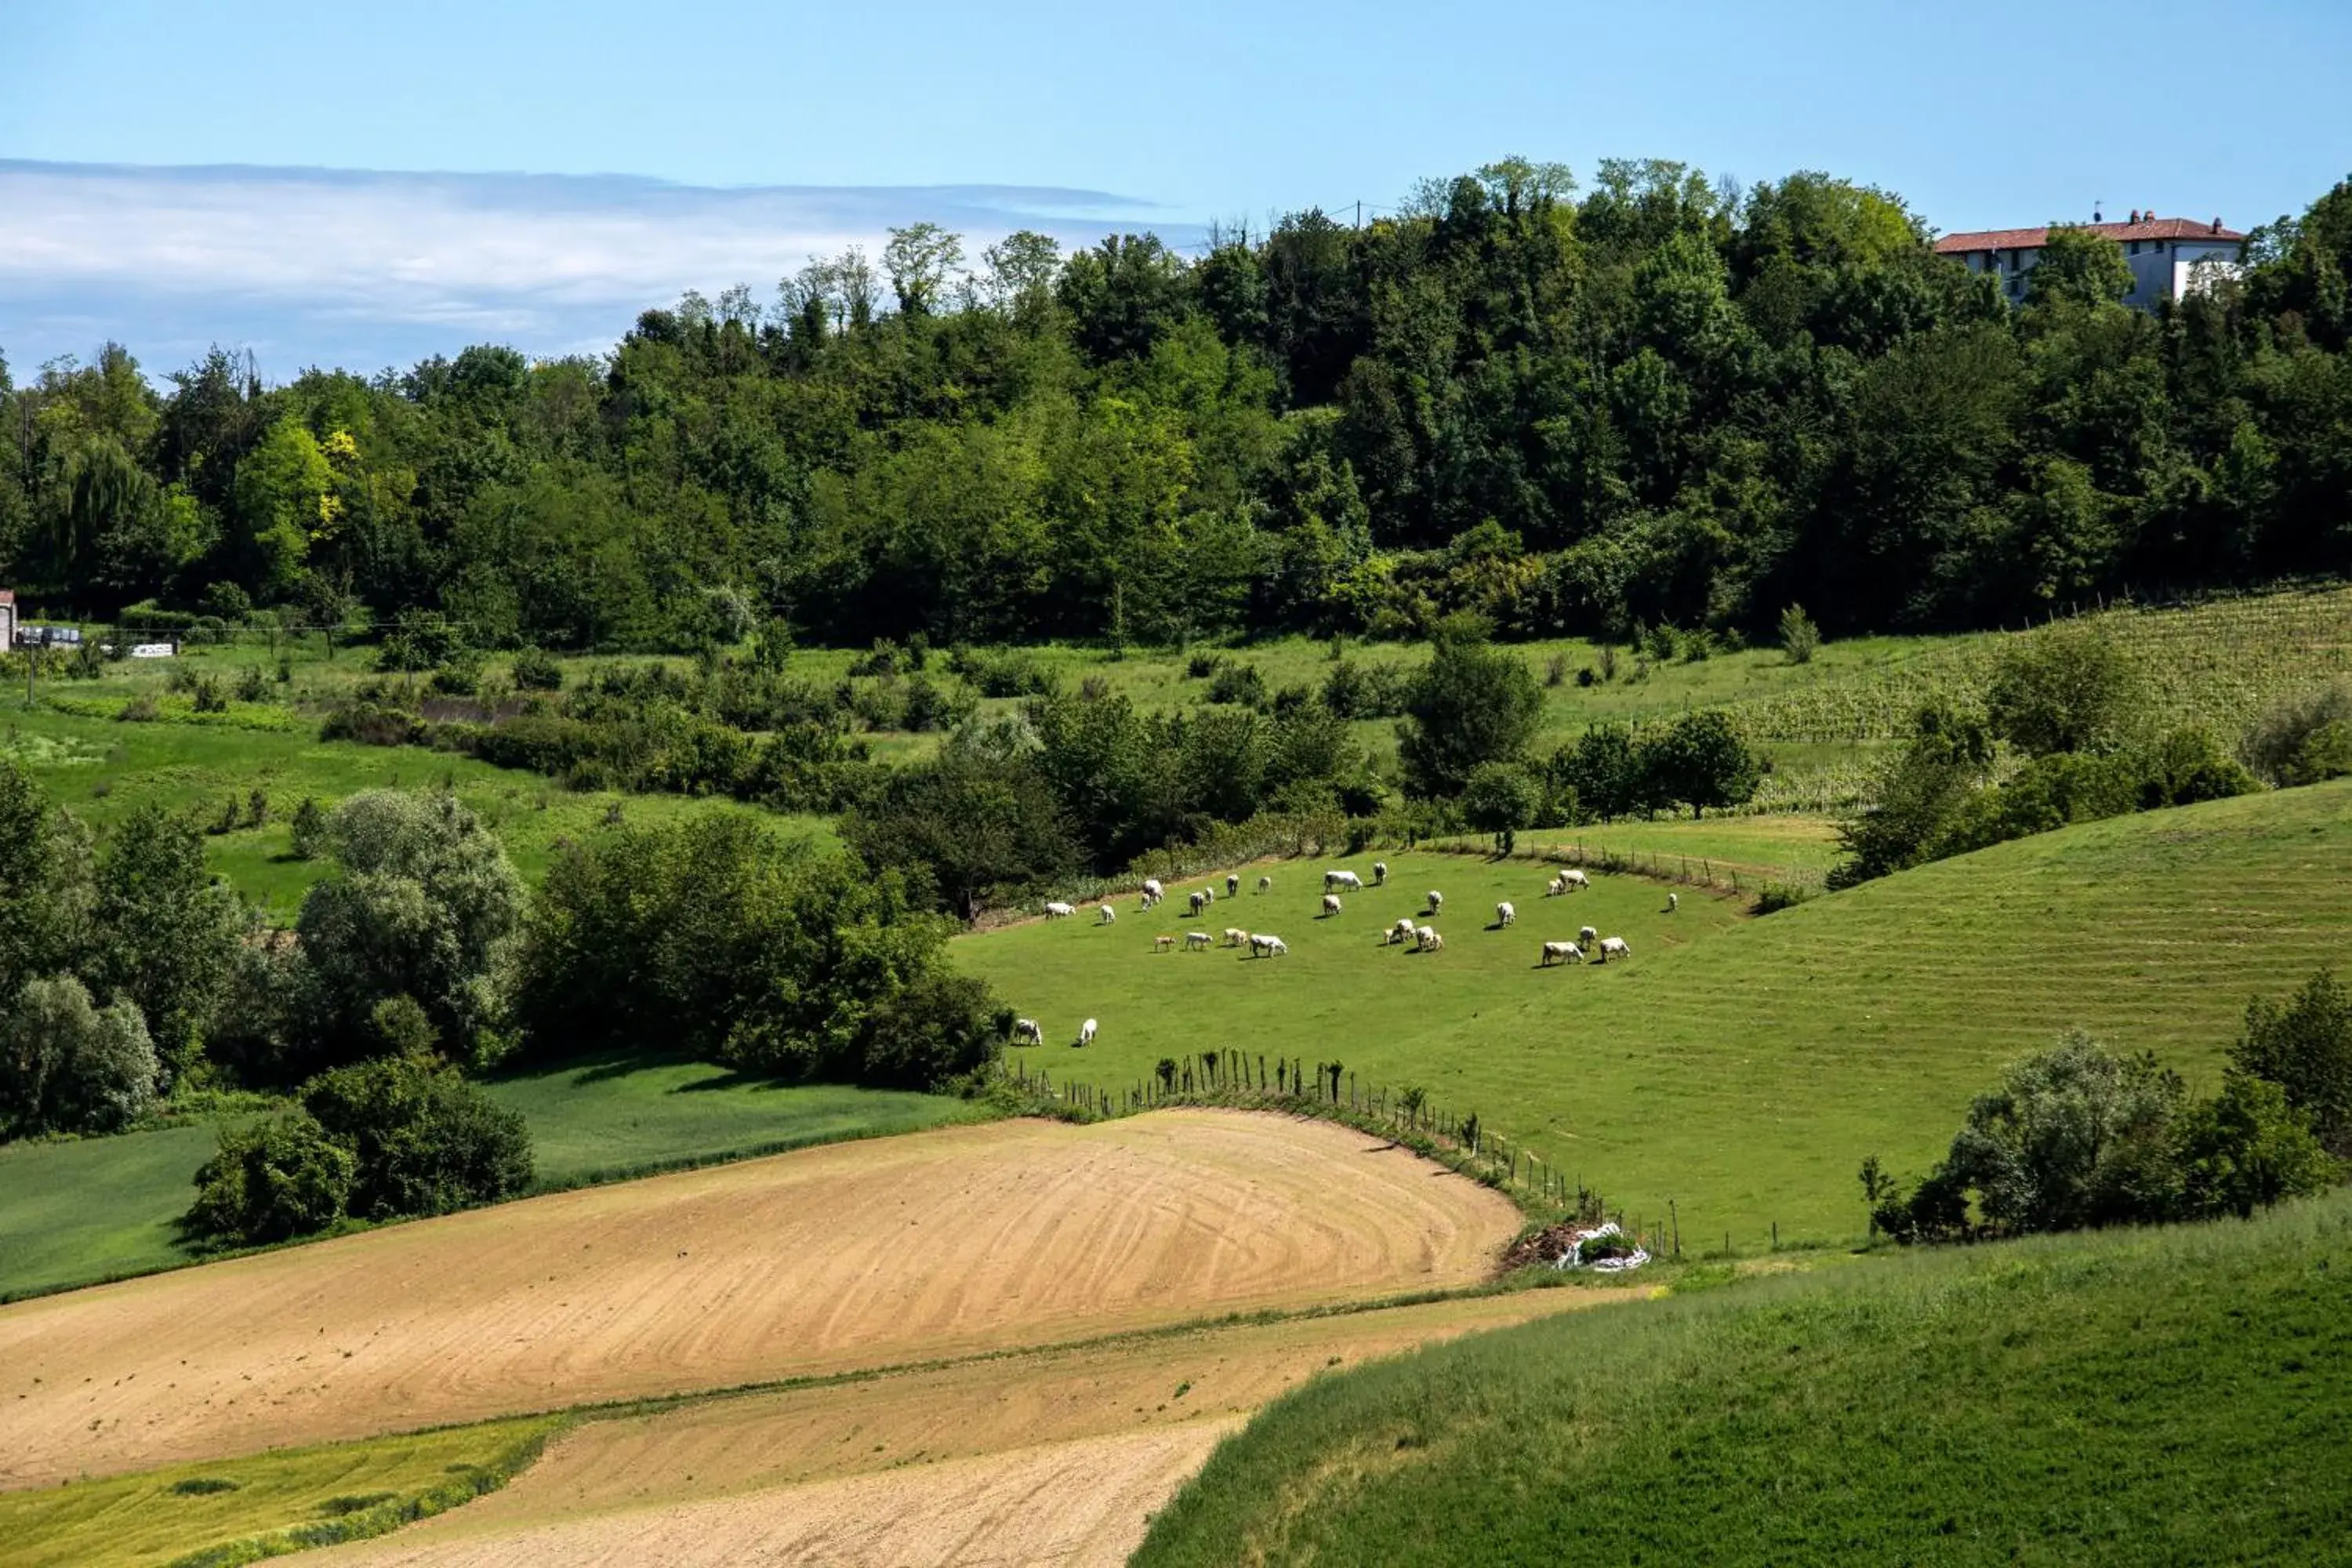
top-left (1398, 624), bottom-right (1544, 798)
top-left (0, 974), bottom-right (159, 1138)
top-left (1984, 621), bottom-right (2142, 756)
top-left (2232, 968), bottom-right (2352, 1156)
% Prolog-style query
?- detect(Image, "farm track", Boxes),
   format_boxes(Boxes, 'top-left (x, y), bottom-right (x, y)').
top-left (0, 1110), bottom-right (1520, 1489)
top-left (318, 1290), bottom-right (1617, 1567)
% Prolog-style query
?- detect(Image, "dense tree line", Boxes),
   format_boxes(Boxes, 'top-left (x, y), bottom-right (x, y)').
top-left (5, 163), bottom-right (2350, 648)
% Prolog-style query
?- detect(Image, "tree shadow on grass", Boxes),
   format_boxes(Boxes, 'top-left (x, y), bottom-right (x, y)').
top-left (486, 1046), bottom-right (784, 1096)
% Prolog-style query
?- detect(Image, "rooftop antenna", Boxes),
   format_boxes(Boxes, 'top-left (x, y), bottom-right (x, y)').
top-left (2093, 199), bottom-right (2105, 223)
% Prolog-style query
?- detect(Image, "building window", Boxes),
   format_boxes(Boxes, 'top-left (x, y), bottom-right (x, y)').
top-left (2129, 240), bottom-right (2141, 255)
top-left (2009, 250), bottom-right (2022, 272)
top-left (2154, 240), bottom-right (2165, 253)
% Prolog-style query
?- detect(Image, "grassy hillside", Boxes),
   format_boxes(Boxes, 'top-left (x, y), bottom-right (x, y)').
top-left (0, 1064), bottom-right (978, 1301)
top-left (1133, 1189), bottom-right (2352, 1566)
top-left (1, 704), bottom-right (826, 914)
top-left (956, 779), bottom-right (2352, 1243)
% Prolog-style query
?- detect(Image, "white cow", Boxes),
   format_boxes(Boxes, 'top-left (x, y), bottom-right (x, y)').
top-left (1250, 932), bottom-right (1288, 957)
top-left (1372, 861), bottom-right (1388, 885)
top-left (1559, 869), bottom-right (1590, 891)
top-left (1185, 930), bottom-right (1213, 950)
top-left (1012, 1017), bottom-right (1045, 1043)
top-left (1227, 873), bottom-right (1240, 898)
top-left (1078, 1018), bottom-right (1098, 1046)
top-left (1189, 890), bottom-right (1209, 916)
top-left (1322, 893), bottom-right (1343, 916)
top-left (1223, 926), bottom-right (1250, 947)
top-left (1545, 874), bottom-right (1566, 897)
top-left (1418, 928), bottom-right (1446, 953)
top-left (1257, 875), bottom-right (1272, 893)
top-left (1098, 902), bottom-right (1117, 925)
top-left (1324, 869), bottom-right (1363, 893)
top-left (1665, 892), bottom-right (1679, 913)
top-left (1425, 891), bottom-right (1443, 915)
top-left (1390, 916), bottom-right (1417, 946)
top-left (1580, 925), bottom-right (1599, 946)
top-left (1598, 935), bottom-right (1632, 962)
top-left (1541, 942), bottom-right (1583, 967)
top-left (1496, 901), bottom-right (1515, 927)
top-left (1143, 877), bottom-right (1165, 902)
top-left (1044, 901), bottom-right (1076, 920)
top-left (1201, 884), bottom-right (1216, 906)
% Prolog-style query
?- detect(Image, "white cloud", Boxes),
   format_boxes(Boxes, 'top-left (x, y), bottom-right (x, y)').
top-left (0, 161), bottom-right (1201, 376)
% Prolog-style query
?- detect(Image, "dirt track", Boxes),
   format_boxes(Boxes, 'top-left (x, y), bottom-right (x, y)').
top-left (0, 1110), bottom-right (1520, 1487)
top-left (321, 1290), bottom-right (1616, 1566)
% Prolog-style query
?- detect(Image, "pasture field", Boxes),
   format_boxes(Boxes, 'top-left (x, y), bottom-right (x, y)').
top-left (1134, 1187), bottom-right (2352, 1566)
top-left (0, 1110), bottom-right (1519, 1486)
top-left (957, 779), bottom-right (2352, 1244)
top-left (0, 704), bottom-right (823, 914)
top-left (0, 1066), bottom-right (977, 1302)
top-left (320, 1290), bottom-right (1622, 1567)
top-left (1468, 811), bottom-right (1846, 888)
top-left (0, 1416), bottom-right (561, 1568)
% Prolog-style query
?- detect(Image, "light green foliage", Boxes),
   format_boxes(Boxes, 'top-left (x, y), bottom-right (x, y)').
top-left (1457, 761), bottom-right (1542, 853)
top-left (229, 416), bottom-right (334, 595)
top-left (2026, 224), bottom-right (2138, 308)
top-left (1984, 620), bottom-right (2142, 756)
top-left (1133, 1191), bottom-right (2352, 1566)
top-left (2241, 679), bottom-right (2352, 786)
top-left (0, 974), bottom-right (159, 1138)
top-left (2231, 967), bottom-right (2352, 1154)
top-left (291, 790), bottom-right (524, 1073)
top-left (1777, 602), bottom-right (1819, 663)
top-left (2174, 1072), bottom-right (2338, 1219)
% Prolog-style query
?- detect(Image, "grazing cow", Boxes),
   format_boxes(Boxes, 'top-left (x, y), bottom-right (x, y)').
top-left (1185, 930), bottom-right (1213, 950)
top-left (1425, 891), bottom-right (1443, 915)
top-left (1580, 925), bottom-right (1599, 946)
top-left (1418, 928), bottom-right (1446, 953)
top-left (1545, 875), bottom-right (1566, 897)
top-left (1138, 891), bottom-right (1157, 911)
top-left (1012, 1017), bottom-right (1045, 1044)
top-left (1154, 935), bottom-right (1177, 953)
top-left (1044, 900), bottom-right (1076, 920)
top-left (1144, 877), bottom-right (1165, 901)
top-left (1078, 1018), bottom-right (1098, 1046)
top-left (1258, 875), bottom-right (1272, 893)
top-left (1413, 924), bottom-right (1438, 950)
top-left (1496, 901), bottom-right (1515, 927)
top-left (1203, 884), bottom-right (1217, 906)
top-left (1098, 902), bottom-right (1117, 925)
top-left (1599, 935), bottom-right (1631, 961)
top-left (1373, 861), bottom-right (1388, 886)
top-left (1227, 873), bottom-right (1240, 898)
top-left (1665, 892), bottom-right (1679, 913)
top-left (1250, 932), bottom-right (1288, 957)
top-left (1391, 916), bottom-right (1418, 946)
top-left (1541, 942), bottom-right (1582, 967)
top-left (1322, 893), bottom-right (1343, 916)
top-left (1223, 926), bottom-right (1249, 947)
top-left (1189, 890), bottom-right (1209, 916)
top-left (1324, 869), bottom-right (1363, 893)
top-left (1560, 869), bottom-right (1590, 891)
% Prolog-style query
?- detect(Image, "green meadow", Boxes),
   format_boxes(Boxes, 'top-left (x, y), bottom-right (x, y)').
top-left (1134, 1184), bottom-right (2352, 1567)
top-left (957, 779), bottom-right (2352, 1244)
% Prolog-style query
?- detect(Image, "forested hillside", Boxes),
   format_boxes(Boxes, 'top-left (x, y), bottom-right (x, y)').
top-left (5, 160), bottom-right (2350, 649)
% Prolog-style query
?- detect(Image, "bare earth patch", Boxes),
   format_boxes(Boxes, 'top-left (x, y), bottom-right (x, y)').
top-left (319, 1291), bottom-right (1613, 1567)
top-left (0, 1110), bottom-right (1519, 1488)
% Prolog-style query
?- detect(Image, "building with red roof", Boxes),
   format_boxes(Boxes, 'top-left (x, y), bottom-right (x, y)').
top-left (1935, 212), bottom-right (2245, 310)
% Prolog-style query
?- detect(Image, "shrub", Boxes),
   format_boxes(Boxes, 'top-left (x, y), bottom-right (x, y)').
top-left (2232, 968), bottom-right (2352, 1156)
top-left (510, 648), bottom-right (564, 691)
top-left (956, 648), bottom-right (1058, 699)
top-left (289, 797), bottom-right (328, 858)
top-left (191, 674), bottom-right (229, 713)
top-left (117, 694), bottom-right (161, 723)
top-left (1984, 622), bottom-right (2142, 757)
top-left (1319, 658), bottom-right (1409, 719)
top-left (299, 1051), bottom-right (534, 1221)
top-left (1752, 882), bottom-right (1814, 915)
top-left (185, 1111), bottom-right (356, 1246)
top-left (2241, 681), bottom-right (2352, 786)
top-left (847, 638), bottom-right (905, 678)
top-left (1778, 603), bottom-right (1820, 665)
top-left (234, 664), bottom-right (270, 703)
top-left (1206, 661), bottom-right (1269, 709)
top-left (1185, 651), bottom-right (1226, 680)
top-left (0, 974), bottom-right (160, 1138)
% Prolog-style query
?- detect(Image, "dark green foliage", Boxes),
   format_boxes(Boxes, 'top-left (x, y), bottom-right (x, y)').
top-left (1984, 622), bottom-right (2143, 757)
top-left (1457, 762), bottom-right (1541, 855)
top-left (299, 1051), bottom-right (532, 1221)
top-left (509, 647), bottom-right (564, 691)
top-left (843, 727), bottom-right (1080, 918)
top-left (1777, 602), bottom-right (1819, 663)
top-left (0, 975), bottom-right (159, 1138)
top-left (184, 1111), bottom-right (356, 1246)
top-left (517, 816), bottom-right (997, 1089)
top-left (1204, 661), bottom-right (1268, 709)
top-left (1936, 728), bottom-right (2255, 857)
top-left (1830, 702), bottom-right (1993, 886)
top-left (1639, 710), bottom-right (1762, 818)
top-left (2174, 1072), bottom-right (2339, 1219)
top-left (87, 804), bottom-right (244, 1078)
top-left (1396, 629), bottom-right (1544, 798)
top-left (2232, 967), bottom-right (2352, 1155)
top-left (289, 797), bottom-right (328, 859)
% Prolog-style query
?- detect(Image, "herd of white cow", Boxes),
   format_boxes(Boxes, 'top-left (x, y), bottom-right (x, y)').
top-left (1020, 859), bottom-right (1657, 1048)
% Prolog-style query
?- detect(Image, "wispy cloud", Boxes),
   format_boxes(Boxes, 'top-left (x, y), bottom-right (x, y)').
top-left (0, 161), bottom-right (1202, 377)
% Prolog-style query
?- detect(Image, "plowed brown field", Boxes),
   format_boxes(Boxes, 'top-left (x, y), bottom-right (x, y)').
top-left (1, 1110), bottom-right (1519, 1489)
top-left (319, 1290), bottom-right (1619, 1567)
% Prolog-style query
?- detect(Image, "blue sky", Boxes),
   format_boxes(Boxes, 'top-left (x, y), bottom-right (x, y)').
top-left (3, 0), bottom-right (2347, 376)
